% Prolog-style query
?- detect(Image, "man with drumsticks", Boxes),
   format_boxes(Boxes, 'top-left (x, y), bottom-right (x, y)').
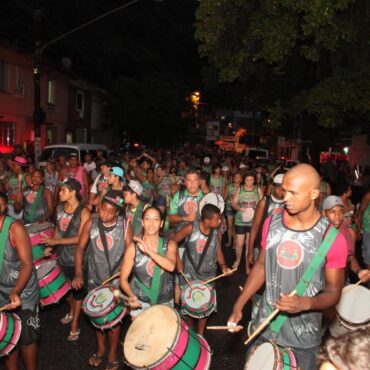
top-left (0, 192), bottom-right (40, 370)
top-left (173, 203), bottom-right (233, 336)
top-left (228, 164), bottom-right (348, 370)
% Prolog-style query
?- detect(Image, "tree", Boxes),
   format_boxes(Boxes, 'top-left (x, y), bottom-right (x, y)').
top-left (195, 0), bottom-right (370, 131)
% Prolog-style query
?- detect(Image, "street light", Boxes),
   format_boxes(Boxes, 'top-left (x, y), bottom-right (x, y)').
top-left (32, 0), bottom-right (146, 165)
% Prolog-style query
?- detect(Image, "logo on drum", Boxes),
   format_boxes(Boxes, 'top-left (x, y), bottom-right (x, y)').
top-left (97, 234), bottom-right (114, 251)
top-left (276, 240), bottom-right (303, 269)
top-left (196, 238), bottom-right (207, 254)
top-left (59, 217), bottom-right (71, 232)
top-left (26, 191), bottom-right (36, 204)
top-left (184, 200), bottom-right (198, 215)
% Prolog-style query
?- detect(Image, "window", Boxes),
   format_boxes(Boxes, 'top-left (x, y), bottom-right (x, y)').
top-left (76, 90), bottom-right (85, 118)
top-left (0, 61), bottom-right (8, 92)
top-left (47, 79), bottom-right (55, 104)
top-left (0, 122), bottom-right (16, 146)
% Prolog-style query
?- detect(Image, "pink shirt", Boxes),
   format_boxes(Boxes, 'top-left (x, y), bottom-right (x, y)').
top-left (261, 213), bottom-right (348, 269)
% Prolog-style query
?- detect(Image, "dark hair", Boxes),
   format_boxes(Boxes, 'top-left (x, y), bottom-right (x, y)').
top-left (335, 181), bottom-right (351, 196)
top-left (244, 171), bottom-right (256, 183)
top-left (0, 192), bottom-right (8, 203)
top-left (142, 205), bottom-right (163, 221)
top-left (33, 168), bottom-right (44, 177)
top-left (212, 163), bottom-right (221, 174)
top-left (200, 171), bottom-right (210, 187)
top-left (184, 167), bottom-right (199, 178)
top-left (201, 204), bottom-right (220, 220)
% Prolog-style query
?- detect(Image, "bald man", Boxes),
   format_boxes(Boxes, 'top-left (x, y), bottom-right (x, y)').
top-left (228, 164), bottom-right (348, 370)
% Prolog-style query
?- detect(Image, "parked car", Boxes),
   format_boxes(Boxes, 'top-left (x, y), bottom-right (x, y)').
top-left (39, 143), bottom-right (108, 167)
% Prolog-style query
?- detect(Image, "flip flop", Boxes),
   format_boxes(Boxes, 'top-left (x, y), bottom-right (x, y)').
top-left (60, 312), bottom-right (73, 325)
top-left (67, 329), bottom-right (80, 341)
top-left (89, 353), bottom-right (104, 367)
top-left (105, 361), bottom-right (119, 370)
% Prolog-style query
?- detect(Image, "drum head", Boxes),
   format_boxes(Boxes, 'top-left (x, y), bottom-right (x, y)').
top-left (336, 284), bottom-right (370, 324)
top-left (184, 283), bottom-right (212, 310)
top-left (124, 305), bottom-right (180, 368)
top-left (36, 260), bottom-right (56, 279)
top-left (84, 286), bottom-right (115, 316)
top-left (199, 193), bottom-right (225, 214)
top-left (245, 342), bottom-right (276, 370)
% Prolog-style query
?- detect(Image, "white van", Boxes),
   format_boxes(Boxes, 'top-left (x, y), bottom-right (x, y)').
top-left (39, 143), bottom-right (108, 167)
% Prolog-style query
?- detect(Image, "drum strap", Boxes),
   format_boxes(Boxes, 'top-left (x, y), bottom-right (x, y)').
top-left (186, 228), bottom-right (214, 274)
top-left (0, 217), bottom-right (13, 277)
top-left (136, 237), bottom-right (164, 305)
top-left (26, 186), bottom-right (44, 223)
top-left (62, 204), bottom-right (84, 239)
top-left (98, 219), bottom-right (114, 276)
top-left (270, 226), bottom-right (339, 333)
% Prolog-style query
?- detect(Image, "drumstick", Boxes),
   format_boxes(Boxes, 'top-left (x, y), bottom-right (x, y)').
top-left (0, 301), bottom-right (21, 312)
top-left (244, 289), bottom-right (297, 346)
top-left (347, 279), bottom-right (364, 292)
top-left (102, 271), bottom-right (120, 286)
top-left (180, 271), bottom-right (193, 288)
top-left (201, 268), bottom-right (237, 285)
top-left (239, 285), bottom-right (243, 291)
top-left (207, 325), bottom-right (243, 330)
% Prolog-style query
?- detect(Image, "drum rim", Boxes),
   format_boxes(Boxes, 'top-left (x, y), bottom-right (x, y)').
top-left (36, 259), bottom-right (58, 279)
top-left (181, 283), bottom-right (215, 314)
top-left (124, 305), bottom-right (182, 368)
top-left (83, 286), bottom-right (117, 317)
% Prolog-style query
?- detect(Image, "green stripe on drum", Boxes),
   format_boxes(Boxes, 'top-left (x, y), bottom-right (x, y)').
top-left (172, 328), bottom-right (201, 370)
top-left (39, 272), bottom-right (67, 298)
top-left (282, 350), bottom-right (291, 370)
top-left (32, 245), bottom-right (45, 261)
top-left (91, 305), bottom-right (125, 326)
top-left (0, 315), bottom-right (14, 351)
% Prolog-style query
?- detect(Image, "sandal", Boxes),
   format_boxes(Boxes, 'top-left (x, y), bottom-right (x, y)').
top-left (105, 361), bottom-right (119, 370)
top-left (67, 329), bottom-right (80, 341)
top-left (232, 261), bottom-right (239, 269)
top-left (60, 312), bottom-right (73, 325)
top-left (89, 353), bottom-right (104, 367)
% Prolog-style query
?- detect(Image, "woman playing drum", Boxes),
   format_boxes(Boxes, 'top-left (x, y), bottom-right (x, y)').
top-left (173, 203), bottom-right (232, 336)
top-left (72, 190), bottom-right (132, 370)
top-left (120, 206), bottom-right (177, 318)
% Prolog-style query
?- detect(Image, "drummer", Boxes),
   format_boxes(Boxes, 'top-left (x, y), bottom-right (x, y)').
top-left (323, 195), bottom-right (370, 283)
top-left (42, 179), bottom-right (91, 341)
top-left (72, 190), bottom-right (133, 370)
top-left (13, 169), bottom-right (54, 224)
top-left (228, 164), bottom-right (348, 370)
top-left (173, 203), bottom-right (232, 336)
top-left (120, 206), bottom-right (177, 317)
top-left (0, 192), bottom-right (40, 370)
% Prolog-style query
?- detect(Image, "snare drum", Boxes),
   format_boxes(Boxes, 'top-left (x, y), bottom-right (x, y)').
top-left (124, 305), bottom-right (212, 370)
top-left (0, 312), bottom-right (22, 357)
top-left (36, 259), bottom-right (71, 306)
top-left (181, 282), bottom-right (216, 319)
top-left (82, 285), bottom-right (126, 330)
top-left (329, 284), bottom-right (370, 337)
top-left (25, 222), bottom-right (54, 262)
top-left (244, 341), bottom-right (297, 370)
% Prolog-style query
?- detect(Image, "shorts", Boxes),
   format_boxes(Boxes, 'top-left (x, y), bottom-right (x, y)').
top-left (235, 225), bottom-right (251, 235)
top-left (130, 299), bottom-right (174, 318)
top-left (361, 231), bottom-right (370, 265)
top-left (225, 209), bottom-right (236, 217)
top-left (61, 265), bottom-right (86, 300)
top-left (17, 306), bottom-right (40, 346)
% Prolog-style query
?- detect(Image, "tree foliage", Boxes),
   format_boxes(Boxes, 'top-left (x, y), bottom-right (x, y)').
top-left (195, 0), bottom-right (370, 129)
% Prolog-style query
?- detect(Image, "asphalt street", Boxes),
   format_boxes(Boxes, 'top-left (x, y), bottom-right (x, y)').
top-left (0, 244), bottom-right (252, 370)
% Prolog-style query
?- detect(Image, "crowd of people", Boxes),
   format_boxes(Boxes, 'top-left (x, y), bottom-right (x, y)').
top-left (0, 144), bottom-right (369, 370)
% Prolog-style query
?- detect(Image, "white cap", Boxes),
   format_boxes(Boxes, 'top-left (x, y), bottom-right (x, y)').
top-left (273, 174), bottom-right (284, 185)
top-left (128, 180), bottom-right (143, 196)
top-left (221, 166), bottom-right (229, 172)
top-left (239, 163), bottom-right (247, 169)
top-left (204, 157), bottom-right (210, 164)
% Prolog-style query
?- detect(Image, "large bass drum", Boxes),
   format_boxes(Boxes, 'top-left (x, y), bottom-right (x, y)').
top-left (199, 193), bottom-right (225, 215)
